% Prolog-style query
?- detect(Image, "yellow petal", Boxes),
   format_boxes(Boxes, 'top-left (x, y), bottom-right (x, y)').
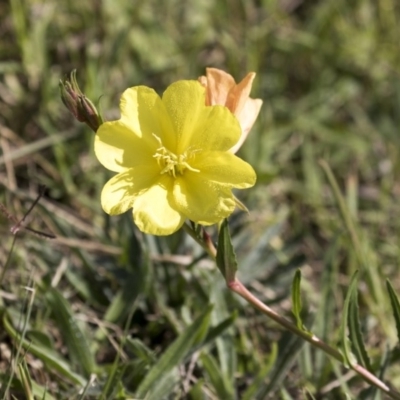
top-left (172, 174), bottom-right (236, 225)
top-left (192, 151), bottom-right (256, 189)
top-left (162, 80), bottom-right (241, 153)
top-left (162, 80), bottom-right (205, 152)
top-left (133, 175), bottom-right (185, 235)
top-left (188, 105), bottom-right (241, 153)
top-left (101, 164), bottom-right (160, 215)
top-left (95, 120), bottom-right (155, 172)
top-left (95, 86), bottom-right (176, 172)
top-left (120, 86), bottom-right (176, 151)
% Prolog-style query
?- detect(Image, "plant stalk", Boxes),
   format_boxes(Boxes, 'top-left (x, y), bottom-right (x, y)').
top-left (182, 223), bottom-right (400, 399)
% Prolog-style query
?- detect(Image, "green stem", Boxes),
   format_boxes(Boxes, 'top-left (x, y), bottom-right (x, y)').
top-left (182, 223), bottom-right (400, 400)
top-left (182, 223), bottom-right (216, 259)
top-left (228, 278), bottom-right (400, 399)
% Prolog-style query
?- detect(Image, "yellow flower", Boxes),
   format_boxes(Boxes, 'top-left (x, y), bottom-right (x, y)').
top-left (95, 80), bottom-right (256, 236)
top-left (198, 68), bottom-right (263, 153)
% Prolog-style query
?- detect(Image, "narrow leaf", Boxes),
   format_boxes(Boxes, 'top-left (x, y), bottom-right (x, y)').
top-left (103, 235), bottom-right (148, 324)
top-left (34, 381), bottom-right (55, 400)
top-left (125, 338), bottom-right (156, 364)
top-left (46, 288), bottom-right (95, 377)
top-left (18, 361), bottom-right (34, 400)
top-left (320, 160), bottom-right (385, 311)
top-left (347, 274), bottom-right (371, 371)
top-left (100, 365), bottom-right (126, 400)
top-left (216, 219), bottom-right (237, 284)
top-left (242, 342), bottom-right (278, 400)
top-left (200, 353), bottom-right (235, 400)
top-left (136, 305), bottom-right (213, 397)
top-left (188, 379), bottom-right (206, 400)
top-left (339, 270), bottom-right (359, 367)
top-left (201, 311), bottom-right (237, 348)
top-left (291, 269), bottom-right (304, 330)
top-left (257, 330), bottom-right (306, 398)
top-left (359, 344), bottom-right (391, 400)
top-left (145, 370), bottom-right (180, 400)
top-left (210, 280), bottom-right (236, 388)
top-left (386, 280), bottom-right (400, 345)
top-left (3, 313), bottom-right (86, 386)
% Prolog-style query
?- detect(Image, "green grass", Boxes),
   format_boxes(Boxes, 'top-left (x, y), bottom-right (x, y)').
top-left (2, 0), bottom-right (400, 398)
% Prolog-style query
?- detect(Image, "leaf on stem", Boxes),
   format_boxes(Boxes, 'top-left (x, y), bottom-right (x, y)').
top-left (291, 269), bottom-right (305, 331)
top-left (216, 219), bottom-right (238, 284)
top-left (347, 275), bottom-right (372, 371)
top-left (340, 270), bottom-right (371, 370)
top-left (386, 280), bottom-right (400, 346)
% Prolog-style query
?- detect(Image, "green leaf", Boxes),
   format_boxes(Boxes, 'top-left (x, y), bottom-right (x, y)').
top-left (386, 280), bottom-right (400, 346)
top-left (314, 234), bottom-right (340, 380)
top-left (200, 353), bottom-right (235, 400)
top-left (339, 270), bottom-right (359, 368)
top-left (26, 330), bottom-right (54, 350)
top-left (46, 288), bottom-right (95, 377)
top-left (2, 312), bottom-right (86, 386)
top-left (347, 273), bottom-right (371, 371)
top-left (291, 269), bottom-right (304, 330)
top-left (242, 342), bottom-right (278, 400)
top-left (216, 219), bottom-right (237, 284)
top-left (303, 387), bottom-right (317, 400)
top-left (99, 364), bottom-right (126, 400)
top-left (0, 373), bottom-right (56, 400)
top-left (145, 370), bottom-right (180, 400)
top-left (34, 380), bottom-right (55, 400)
top-left (209, 279), bottom-right (236, 388)
top-left (103, 237), bottom-right (149, 325)
top-left (188, 379), bottom-right (206, 400)
top-left (136, 305), bottom-right (213, 398)
top-left (17, 360), bottom-right (34, 400)
top-left (257, 330), bottom-right (306, 398)
top-left (125, 338), bottom-right (156, 364)
top-left (202, 311), bottom-right (237, 346)
top-left (359, 344), bottom-right (391, 400)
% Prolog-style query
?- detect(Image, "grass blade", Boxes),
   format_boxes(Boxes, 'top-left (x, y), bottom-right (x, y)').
top-left (136, 305), bottom-right (213, 397)
top-left (46, 287), bottom-right (95, 377)
top-left (200, 352), bottom-right (235, 400)
top-left (2, 312), bottom-right (86, 387)
top-left (242, 342), bottom-right (278, 400)
top-left (17, 360), bottom-right (34, 400)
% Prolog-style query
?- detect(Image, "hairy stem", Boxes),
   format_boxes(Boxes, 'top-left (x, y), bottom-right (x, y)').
top-left (228, 278), bottom-right (400, 399)
top-left (182, 222), bottom-right (400, 399)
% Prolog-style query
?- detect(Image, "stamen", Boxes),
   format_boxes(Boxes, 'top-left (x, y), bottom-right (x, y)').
top-left (152, 133), bottom-right (200, 177)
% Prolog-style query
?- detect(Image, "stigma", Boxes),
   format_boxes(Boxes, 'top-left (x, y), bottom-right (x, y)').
top-left (153, 134), bottom-right (200, 178)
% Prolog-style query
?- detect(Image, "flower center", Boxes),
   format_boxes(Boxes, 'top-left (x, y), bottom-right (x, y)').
top-left (153, 134), bottom-right (200, 178)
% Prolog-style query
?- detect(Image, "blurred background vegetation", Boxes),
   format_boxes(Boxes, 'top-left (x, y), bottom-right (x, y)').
top-left (1, 0), bottom-right (400, 398)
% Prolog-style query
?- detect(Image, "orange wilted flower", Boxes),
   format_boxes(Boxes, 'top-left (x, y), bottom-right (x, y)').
top-left (199, 68), bottom-right (262, 153)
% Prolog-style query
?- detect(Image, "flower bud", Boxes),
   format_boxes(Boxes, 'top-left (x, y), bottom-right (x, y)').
top-left (59, 70), bottom-right (102, 132)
